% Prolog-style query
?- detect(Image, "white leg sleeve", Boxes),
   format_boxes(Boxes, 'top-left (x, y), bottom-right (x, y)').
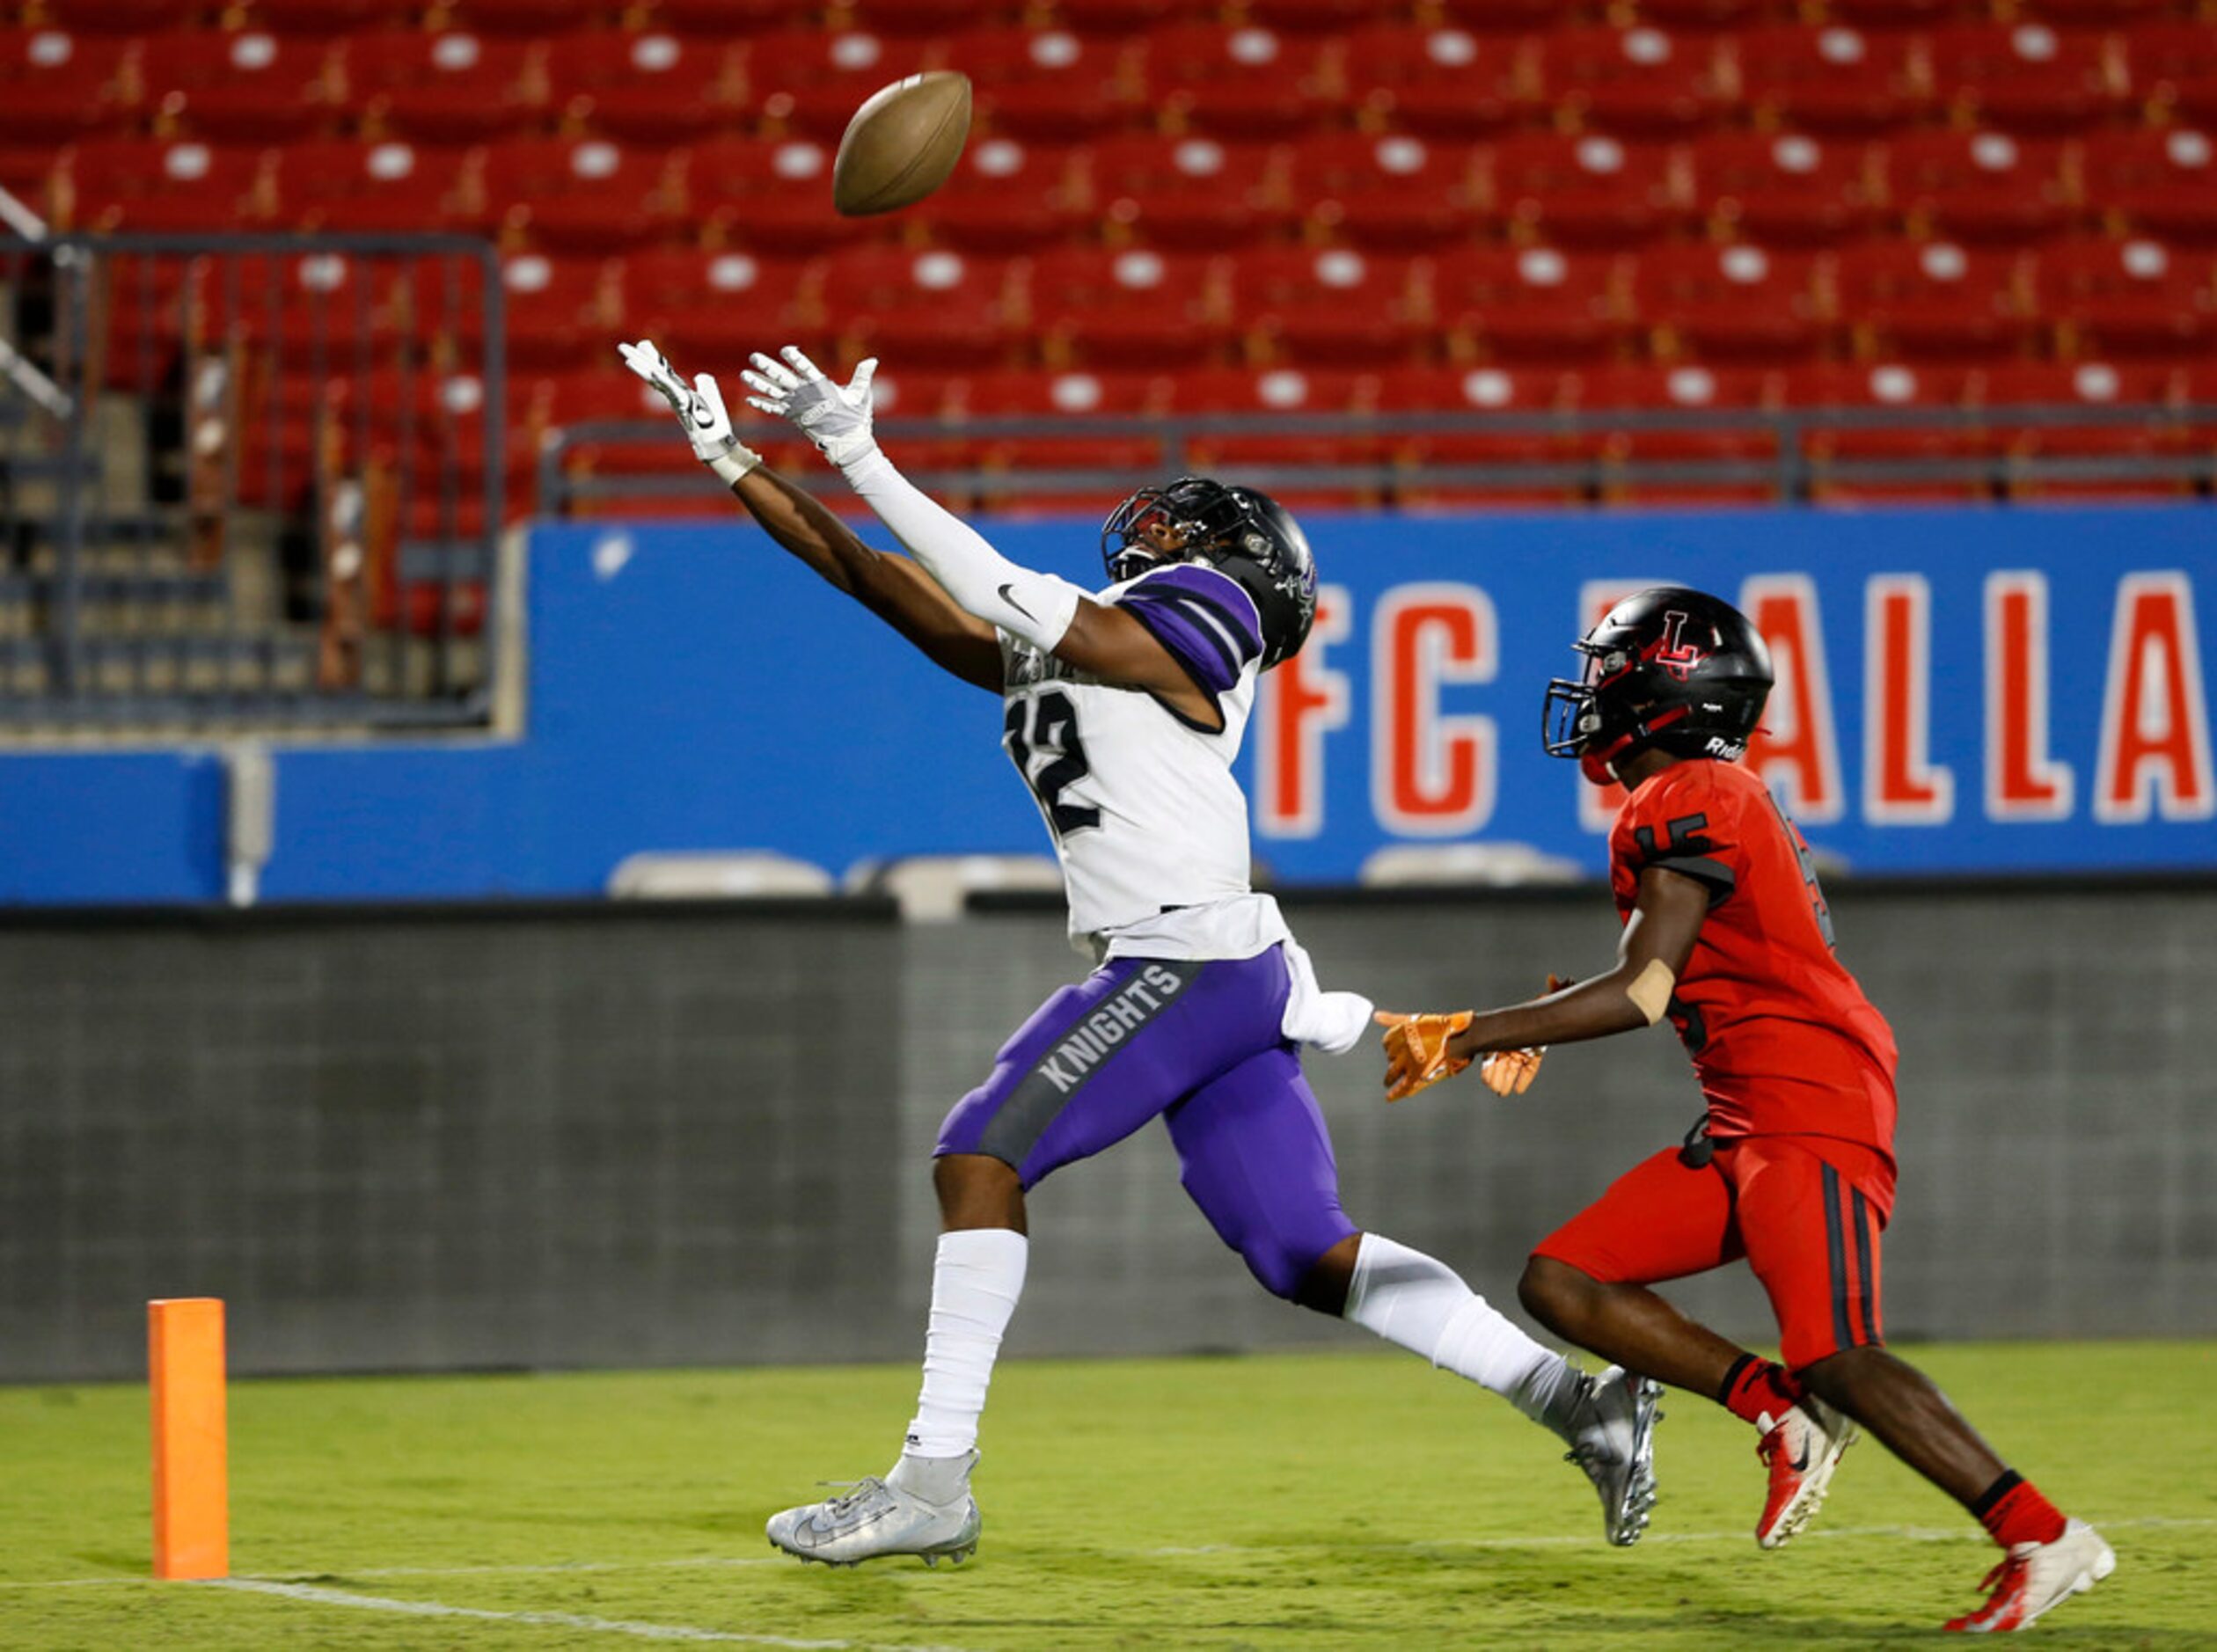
top-left (1343, 1233), bottom-right (1578, 1426)
top-left (899, 1228), bottom-right (1029, 1460)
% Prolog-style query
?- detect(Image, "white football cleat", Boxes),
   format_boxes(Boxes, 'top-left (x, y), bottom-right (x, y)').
top-left (1944, 1518), bottom-right (2115, 1634)
top-left (765, 1453), bottom-right (981, 1568)
top-left (1560, 1365), bottom-right (1665, 1546)
top-left (1753, 1395), bottom-right (1856, 1550)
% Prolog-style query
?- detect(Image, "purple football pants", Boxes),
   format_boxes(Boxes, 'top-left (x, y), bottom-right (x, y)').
top-left (936, 947), bottom-right (1358, 1299)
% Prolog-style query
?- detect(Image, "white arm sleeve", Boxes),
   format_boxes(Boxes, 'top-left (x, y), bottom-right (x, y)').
top-left (841, 447), bottom-right (1084, 652)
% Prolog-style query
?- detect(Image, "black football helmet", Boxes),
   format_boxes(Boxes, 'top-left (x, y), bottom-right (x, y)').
top-left (1101, 476), bottom-right (1318, 668)
top-left (1543, 587), bottom-right (1774, 785)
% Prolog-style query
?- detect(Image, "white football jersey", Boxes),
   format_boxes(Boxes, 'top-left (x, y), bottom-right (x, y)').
top-left (999, 562), bottom-right (1282, 960)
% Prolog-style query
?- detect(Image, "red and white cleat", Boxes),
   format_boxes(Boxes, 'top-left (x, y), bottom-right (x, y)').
top-left (1944, 1518), bottom-right (2115, 1634)
top-left (1753, 1396), bottom-right (1856, 1549)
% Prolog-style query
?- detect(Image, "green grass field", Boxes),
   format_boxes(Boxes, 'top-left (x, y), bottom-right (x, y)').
top-left (4, 1342), bottom-right (2211, 1650)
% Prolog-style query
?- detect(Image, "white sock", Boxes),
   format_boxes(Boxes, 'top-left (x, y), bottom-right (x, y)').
top-left (895, 1228), bottom-right (1028, 1473)
top-left (1343, 1233), bottom-right (1580, 1429)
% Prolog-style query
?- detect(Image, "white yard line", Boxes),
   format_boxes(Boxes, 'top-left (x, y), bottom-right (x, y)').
top-left (209, 1577), bottom-right (978, 1652)
top-left (9, 1514), bottom-right (2210, 1592)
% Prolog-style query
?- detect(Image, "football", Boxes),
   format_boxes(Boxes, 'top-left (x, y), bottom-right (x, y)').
top-left (830, 70), bottom-right (973, 217)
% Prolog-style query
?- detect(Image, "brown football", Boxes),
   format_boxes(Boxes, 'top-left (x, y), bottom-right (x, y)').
top-left (831, 70), bottom-right (973, 217)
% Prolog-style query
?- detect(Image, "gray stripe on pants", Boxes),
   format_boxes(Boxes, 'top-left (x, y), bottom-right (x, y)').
top-left (977, 959), bottom-right (1205, 1170)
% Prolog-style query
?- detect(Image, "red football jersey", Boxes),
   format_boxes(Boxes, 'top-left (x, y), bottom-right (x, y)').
top-left (1609, 759), bottom-right (1899, 1151)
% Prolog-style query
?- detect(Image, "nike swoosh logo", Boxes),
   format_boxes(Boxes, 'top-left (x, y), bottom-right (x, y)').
top-left (1790, 1439), bottom-right (1812, 1472)
top-left (999, 583), bottom-right (1035, 622)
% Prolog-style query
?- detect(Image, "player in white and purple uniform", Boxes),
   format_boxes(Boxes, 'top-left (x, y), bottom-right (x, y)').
top-left (618, 337), bottom-right (1664, 1567)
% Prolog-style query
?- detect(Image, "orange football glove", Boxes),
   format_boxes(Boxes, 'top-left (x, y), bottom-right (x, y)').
top-left (1376, 1009), bottom-right (1474, 1102)
top-left (1477, 1046), bottom-right (1544, 1096)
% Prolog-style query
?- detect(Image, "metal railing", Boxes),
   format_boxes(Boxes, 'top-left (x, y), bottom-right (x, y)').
top-left (0, 230), bottom-right (505, 733)
top-left (539, 398), bottom-right (2217, 515)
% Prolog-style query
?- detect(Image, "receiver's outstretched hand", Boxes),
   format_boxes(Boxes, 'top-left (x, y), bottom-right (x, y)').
top-left (618, 339), bottom-right (757, 482)
top-left (742, 346), bottom-right (880, 467)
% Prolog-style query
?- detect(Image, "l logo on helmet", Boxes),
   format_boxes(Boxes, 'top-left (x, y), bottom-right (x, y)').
top-left (1655, 610), bottom-right (1706, 680)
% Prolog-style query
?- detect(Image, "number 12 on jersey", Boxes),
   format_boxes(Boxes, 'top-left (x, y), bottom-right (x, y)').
top-left (1005, 689), bottom-right (1100, 838)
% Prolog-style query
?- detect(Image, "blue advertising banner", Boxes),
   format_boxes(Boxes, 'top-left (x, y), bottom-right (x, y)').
top-left (0, 506), bottom-right (2207, 904)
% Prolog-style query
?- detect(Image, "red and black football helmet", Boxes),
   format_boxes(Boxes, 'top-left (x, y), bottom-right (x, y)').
top-left (1101, 476), bottom-right (1318, 668)
top-left (1544, 587), bottom-right (1774, 785)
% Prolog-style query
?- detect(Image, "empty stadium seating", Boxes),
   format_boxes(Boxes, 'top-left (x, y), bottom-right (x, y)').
top-left (5, 0), bottom-right (2213, 515)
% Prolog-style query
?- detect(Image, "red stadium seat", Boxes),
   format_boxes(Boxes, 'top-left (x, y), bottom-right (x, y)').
top-left (1531, 26), bottom-right (1733, 136)
top-left (1049, 0), bottom-right (1214, 30)
top-left (240, 0), bottom-right (421, 34)
top-left (1735, 26), bottom-right (1928, 136)
top-left (0, 29), bottom-right (135, 143)
top-left (1174, 367), bottom-right (1386, 507)
top-left (641, 0), bottom-right (822, 28)
top-left (1487, 134), bottom-right (1691, 249)
top-left (954, 369), bottom-right (1170, 480)
top-left (680, 136), bottom-right (875, 253)
top-left (1628, 0), bottom-right (1783, 28)
top-left (2081, 128), bottom-right (2217, 246)
top-left (954, 26), bottom-right (1136, 143)
top-left (1085, 135), bottom-right (1291, 250)
top-left (1136, 25), bottom-right (1346, 139)
top-left (845, 0), bottom-right (996, 35)
top-left (1343, 26), bottom-right (1533, 139)
top-left (2032, 237), bottom-right (2217, 358)
top-left (924, 137), bottom-right (1084, 254)
top-left (1832, 238), bottom-right (2036, 361)
top-left (1781, 360), bottom-right (1990, 501)
top-left (1926, 23), bottom-right (2123, 135)
top-left (819, 247), bottom-right (1016, 368)
top-left (1435, 0), bottom-right (1564, 30)
top-left (440, 0), bottom-right (622, 34)
top-left (1244, 0), bottom-right (1385, 30)
top-left (1972, 361), bottom-right (2188, 500)
top-left (1433, 245), bottom-right (1629, 362)
top-left (1691, 132), bottom-right (1880, 247)
top-left (2118, 22), bottom-right (2217, 114)
top-left (342, 32), bottom-right (538, 144)
top-left (482, 138), bottom-right (684, 252)
top-left (142, 30), bottom-right (334, 144)
top-left (459, 252), bottom-right (621, 371)
top-left (2018, 0), bottom-right (2175, 21)
top-left (43, 0), bottom-right (192, 31)
top-left (1826, 0), bottom-right (1987, 24)
top-left (270, 139), bottom-right (480, 234)
top-left (1027, 246), bottom-right (1231, 367)
top-left (1378, 364), bottom-right (1585, 508)
top-left (1572, 364), bottom-right (1780, 505)
top-left (1230, 248), bottom-right (1424, 364)
top-left (61, 138), bottom-right (270, 232)
top-left (618, 247), bottom-right (819, 363)
top-left (1285, 133), bottom-right (1481, 252)
top-left (545, 30), bottom-right (742, 144)
top-left (741, 30), bottom-right (935, 142)
top-left (1877, 131), bottom-right (2073, 246)
top-left (1633, 244), bottom-right (1826, 364)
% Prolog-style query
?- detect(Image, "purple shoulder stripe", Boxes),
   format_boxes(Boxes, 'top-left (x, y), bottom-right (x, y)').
top-left (1123, 564), bottom-right (1264, 658)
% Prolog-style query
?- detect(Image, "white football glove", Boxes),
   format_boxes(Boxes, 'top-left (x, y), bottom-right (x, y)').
top-left (617, 338), bottom-right (760, 486)
top-left (742, 346), bottom-right (879, 468)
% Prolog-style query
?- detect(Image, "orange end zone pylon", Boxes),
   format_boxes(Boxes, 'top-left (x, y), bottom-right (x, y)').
top-left (149, 1297), bottom-right (229, 1580)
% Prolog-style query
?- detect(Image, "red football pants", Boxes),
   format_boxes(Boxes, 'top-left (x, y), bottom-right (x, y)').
top-left (1532, 1133), bottom-right (1895, 1371)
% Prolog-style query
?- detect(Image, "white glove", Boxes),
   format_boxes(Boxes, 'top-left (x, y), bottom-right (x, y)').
top-left (742, 346), bottom-right (879, 469)
top-left (617, 338), bottom-right (760, 486)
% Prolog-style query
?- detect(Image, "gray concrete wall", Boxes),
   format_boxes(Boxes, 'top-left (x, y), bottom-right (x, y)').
top-left (3, 887), bottom-right (2212, 1383)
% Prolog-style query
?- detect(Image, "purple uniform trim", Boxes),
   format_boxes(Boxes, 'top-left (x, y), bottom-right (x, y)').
top-left (1118, 565), bottom-right (1264, 700)
top-left (936, 947), bottom-right (1357, 1300)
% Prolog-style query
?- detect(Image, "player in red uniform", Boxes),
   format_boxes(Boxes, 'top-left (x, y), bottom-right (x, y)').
top-left (1379, 588), bottom-right (2114, 1634)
